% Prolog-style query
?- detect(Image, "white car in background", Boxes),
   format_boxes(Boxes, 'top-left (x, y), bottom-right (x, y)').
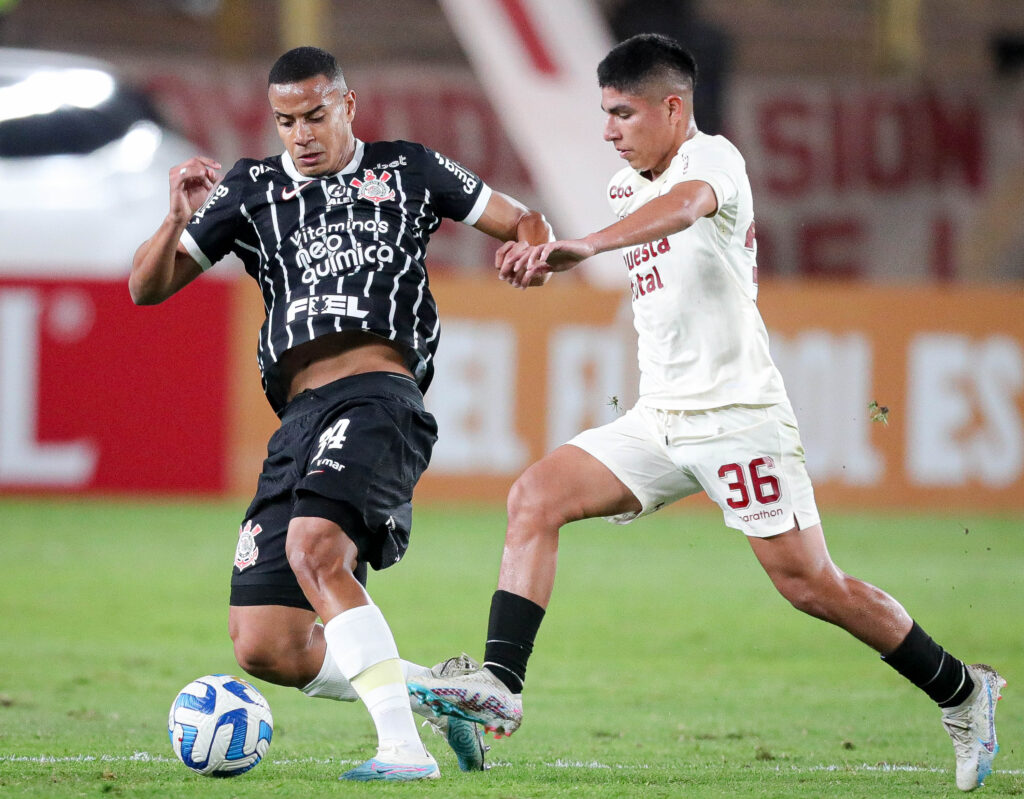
top-left (0, 48), bottom-right (197, 275)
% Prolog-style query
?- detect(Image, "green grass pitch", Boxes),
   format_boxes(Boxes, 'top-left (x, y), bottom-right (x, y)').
top-left (0, 497), bottom-right (1021, 797)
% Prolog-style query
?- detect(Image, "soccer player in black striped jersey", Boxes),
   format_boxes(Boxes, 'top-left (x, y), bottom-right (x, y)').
top-left (131, 46), bottom-right (551, 781)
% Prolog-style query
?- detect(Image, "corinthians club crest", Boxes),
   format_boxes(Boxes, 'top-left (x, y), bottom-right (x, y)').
top-left (234, 520), bottom-right (262, 571)
top-left (350, 169), bottom-right (395, 205)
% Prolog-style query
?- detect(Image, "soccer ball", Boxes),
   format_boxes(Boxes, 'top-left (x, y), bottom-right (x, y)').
top-left (168, 674), bottom-right (273, 777)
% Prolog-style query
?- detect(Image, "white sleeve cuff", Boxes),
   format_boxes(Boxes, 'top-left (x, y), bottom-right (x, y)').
top-left (460, 183), bottom-right (493, 226)
top-left (179, 229), bottom-right (214, 272)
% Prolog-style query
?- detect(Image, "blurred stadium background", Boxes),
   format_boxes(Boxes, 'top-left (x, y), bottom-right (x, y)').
top-left (2, 6), bottom-right (1022, 794)
top-left (0, 0), bottom-right (1022, 511)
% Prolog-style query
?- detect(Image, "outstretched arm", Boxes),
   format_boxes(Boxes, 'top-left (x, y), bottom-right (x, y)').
top-left (503, 179), bottom-right (718, 289)
top-left (129, 156), bottom-right (222, 305)
top-left (471, 191), bottom-right (554, 287)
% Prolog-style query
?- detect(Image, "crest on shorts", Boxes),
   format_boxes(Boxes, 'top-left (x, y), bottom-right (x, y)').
top-left (234, 520), bottom-right (263, 571)
top-left (350, 169), bottom-right (395, 205)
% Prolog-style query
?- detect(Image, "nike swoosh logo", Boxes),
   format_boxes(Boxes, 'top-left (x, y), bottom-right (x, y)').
top-left (282, 182), bottom-right (312, 200)
top-left (980, 682), bottom-right (997, 752)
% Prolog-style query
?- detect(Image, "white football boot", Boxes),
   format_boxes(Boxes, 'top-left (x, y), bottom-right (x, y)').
top-left (409, 654), bottom-right (490, 770)
top-left (941, 663), bottom-right (1006, 791)
top-left (409, 660), bottom-right (523, 737)
top-left (339, 745), bottom-right (440, 782)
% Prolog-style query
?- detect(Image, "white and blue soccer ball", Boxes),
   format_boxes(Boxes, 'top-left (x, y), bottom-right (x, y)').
top-left (168, 674), bottom-right (273, 777)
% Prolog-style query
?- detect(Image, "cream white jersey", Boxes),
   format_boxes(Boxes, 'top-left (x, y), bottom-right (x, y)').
top-left (607, 131), bottom-right (787, 410)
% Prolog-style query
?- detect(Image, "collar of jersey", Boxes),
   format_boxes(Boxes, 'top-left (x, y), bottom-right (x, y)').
top-left (280, 138), bottom-right (365, 182)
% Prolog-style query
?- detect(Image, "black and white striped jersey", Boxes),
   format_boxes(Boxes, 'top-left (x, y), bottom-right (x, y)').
top-left (180, 138), bottom-right (492, 413)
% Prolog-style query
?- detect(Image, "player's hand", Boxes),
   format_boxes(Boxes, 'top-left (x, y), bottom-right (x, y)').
top-left (495, 240), bottom-right (549, 288)
top-left (506, 239), bottom-right (594, 289)
top-left (169, 156), bottom-right (222, 225)
top-left (495, 240), bottom-right (532, 282)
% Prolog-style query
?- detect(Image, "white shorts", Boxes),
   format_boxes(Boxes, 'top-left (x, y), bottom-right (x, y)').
top-left (567, 401), bottom-right (821, 537)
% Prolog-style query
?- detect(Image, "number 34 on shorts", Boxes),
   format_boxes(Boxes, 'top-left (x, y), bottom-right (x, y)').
top-left (310, 417), bottom-right (351, 472)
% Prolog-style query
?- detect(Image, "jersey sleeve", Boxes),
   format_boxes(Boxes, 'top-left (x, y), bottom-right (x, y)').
top-left (666, 137), bottom-right (742, 214)
top-left (416, 144), bottom-right (492, 225)
top-left (178, 161), bottom-right (249, 272)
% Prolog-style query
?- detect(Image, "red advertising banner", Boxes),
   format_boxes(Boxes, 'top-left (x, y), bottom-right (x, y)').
top-left (0, 278), bottom-right (232, 493)
top-left (6, 273), bottom-right (1021, 512)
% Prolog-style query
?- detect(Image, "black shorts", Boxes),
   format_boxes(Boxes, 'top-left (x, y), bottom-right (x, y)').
top-left (230, 371), bottom-right (438, 610)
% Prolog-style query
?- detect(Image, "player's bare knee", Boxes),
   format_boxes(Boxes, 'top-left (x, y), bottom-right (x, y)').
top-left (231, 628), bottom-right (311, 687)
top-left (507, 471), bottom-right (570, 533)
top-left (774, 575), bottom-right (832, 619)
top-left (231, 634), bottom-right (279, 682)
top-left (506, 473), bottom-right (537, 521)
top-left (511, 456), bottom-right (586, 524)
top-left (782, 570), bottom-right (860, 625)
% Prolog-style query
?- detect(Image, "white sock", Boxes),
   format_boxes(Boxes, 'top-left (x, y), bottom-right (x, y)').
top-left (400, 660), bottom-right (435, 719)
top-left (402, 660), bottom-right (431, 681)
top-left (300, 645), bottom-right (429, 703)
top-left (323, 605), bottom-right (426, 758)
top-left (299, 623), bottom-right (432, 717)
top-left (300, 633), bottom-right (359, 701)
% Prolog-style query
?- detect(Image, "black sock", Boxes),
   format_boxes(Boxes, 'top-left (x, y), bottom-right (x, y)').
top-left (482, 590), bottom-right (545, 693)
top-left (881, 621), bottom-right (976, 708)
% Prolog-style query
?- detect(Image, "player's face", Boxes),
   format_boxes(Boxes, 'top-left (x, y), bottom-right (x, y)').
top-left (269, 75), bottom-right (356, 177)
top-left (601, 86), bottom-right (682, 179)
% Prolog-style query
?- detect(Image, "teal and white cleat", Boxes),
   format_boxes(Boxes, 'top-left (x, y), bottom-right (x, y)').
top-left (941, 664), bottom-right (1006, 791)
top-left (442, 715), bottom-right (488, 772)
top-left (409, 661), bottom-right (523, 737)
top-left (339, 747), bottom-right (439, 782)
top-left (411, 654), bottom-right (490, 771)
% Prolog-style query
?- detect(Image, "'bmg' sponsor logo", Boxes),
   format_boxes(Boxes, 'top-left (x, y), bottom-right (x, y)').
top-left (432, 152), bottom-right (479, 194)
top-left (190, 184), bottom-right (229, 222)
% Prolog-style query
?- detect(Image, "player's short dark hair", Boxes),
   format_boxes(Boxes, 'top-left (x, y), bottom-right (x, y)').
top-left (268, 46), bottom-right (346, 88)
top-left (597, 33), bottom-right (697, 95)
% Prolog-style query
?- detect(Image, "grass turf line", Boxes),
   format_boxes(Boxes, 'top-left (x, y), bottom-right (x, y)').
top-left (0, 498), bottom-right (1021, 797)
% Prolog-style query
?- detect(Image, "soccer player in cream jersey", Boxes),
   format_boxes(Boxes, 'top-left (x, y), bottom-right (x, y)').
top-left (409, 34), bottom-right (1005, 792)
